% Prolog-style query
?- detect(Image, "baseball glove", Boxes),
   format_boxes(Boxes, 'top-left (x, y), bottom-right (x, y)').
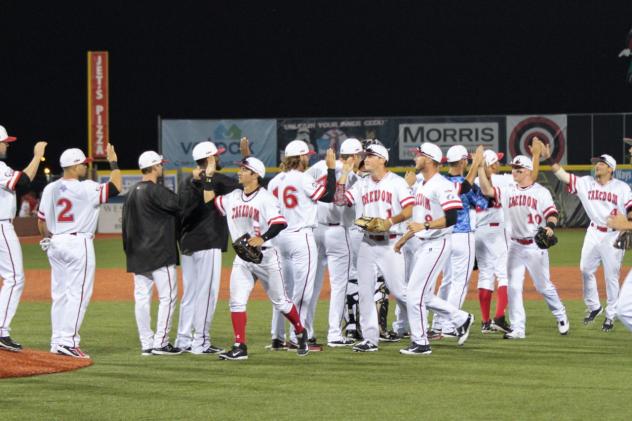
top-left (232, 233), bottom-right (263, 264)
top-left (354, 216), bottom-right (389, 233)
top-left (534, 227), bottom-right (558, 249)
top-left (613, 230), bottom-right (632, 250)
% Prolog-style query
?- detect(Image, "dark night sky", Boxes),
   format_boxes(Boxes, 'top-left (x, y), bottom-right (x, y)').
top-left (2, 1), bottom-right (632, 170)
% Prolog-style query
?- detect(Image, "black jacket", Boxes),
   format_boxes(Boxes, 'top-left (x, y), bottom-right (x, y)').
top-left (178, 172), bottom-right (239, 254)
top-left (122, 181), bottom-right (180, 273)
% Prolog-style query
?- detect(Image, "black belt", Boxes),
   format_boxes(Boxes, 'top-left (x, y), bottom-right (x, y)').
top-left (367, 234), bottom-right (396, 241)
top-left (321, 223), bottom-right (340, 226)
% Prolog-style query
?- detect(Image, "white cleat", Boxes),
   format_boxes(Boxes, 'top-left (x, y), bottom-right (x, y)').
top-left (557, 317), bottom-right (570, 335)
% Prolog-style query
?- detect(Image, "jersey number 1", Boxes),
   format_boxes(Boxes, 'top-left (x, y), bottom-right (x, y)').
top-left (56, 198), bottom-right (74, 222)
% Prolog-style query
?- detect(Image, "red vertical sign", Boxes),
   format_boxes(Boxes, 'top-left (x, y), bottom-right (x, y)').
top-left (87, 51), bottom-right (109, 159)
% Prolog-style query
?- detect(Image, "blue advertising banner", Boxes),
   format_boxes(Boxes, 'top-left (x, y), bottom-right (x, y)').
top-left (160, 119), bottom-right (277, 169)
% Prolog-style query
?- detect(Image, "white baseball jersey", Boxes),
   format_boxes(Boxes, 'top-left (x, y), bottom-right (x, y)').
top-left (344, 171), bottom-right (414, 234)
top-left (412, 172), bottom-right (463, 239)
top-left (493, 182), bottom-right (557, 239)
top-left (475, 173), bottom-right (514, 227)
top-left (214, 187), bottom-right (287, 246)
top-left (306, 160), bottom-right (360, 227)
top-left (0, 161), bottom-right (22, 219)
top-left (267, 169), bottom-right (324, 231)
top-left (38, 178), bottom-right (110, 234)
top-left (568, 174), bottom-right (632, 225)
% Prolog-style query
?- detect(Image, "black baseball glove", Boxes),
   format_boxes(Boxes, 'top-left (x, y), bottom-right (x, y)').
top-left (534, 227), bottom-right (558, 249)
top-left (232, 233), bottom-right (263, 264)
top-left (614, 231), bottom-right (632, 250)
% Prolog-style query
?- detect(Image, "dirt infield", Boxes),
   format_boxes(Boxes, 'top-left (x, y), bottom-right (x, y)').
top-left (20, 266), bottom-right (618, 302)
top-left (0, 349), bottom-right (93, 379)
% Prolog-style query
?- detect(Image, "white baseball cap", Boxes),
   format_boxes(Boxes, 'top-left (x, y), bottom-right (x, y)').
top-left (192, 141), bottom-right (226, 161)
top-left (446, 145), bottom-right (470, 163)
top-left (590, 154), bottom-right (616, 170)
top-left (237, 156), bottom-right (266, 178)
top-left (285, 140), bottom-right (316, 157)
top-left (365, 144), bottom-right (389, 161)
top-left (484, 149), bottom-right (504, 166)
top-left (510, 155), bottom-right (533, 170)
top-left (138, 151), bottom-right (168, 170)
top-left (0, 125), bottom-right (17, 143)
top-left (60, 148), bottom-right (93, 168)
top-left (340, 138), bottom-right (363, 155)
top-left (410, 142), bottom-right (442, 163)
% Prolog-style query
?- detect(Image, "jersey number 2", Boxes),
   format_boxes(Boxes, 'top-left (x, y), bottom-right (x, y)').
top-left (56, 198), bottom-right (74, 222)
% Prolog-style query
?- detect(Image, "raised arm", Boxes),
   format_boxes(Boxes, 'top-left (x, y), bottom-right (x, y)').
top-left (465, 145), bottom-right (485, 185)
top-left (203, 157), bottom-right (217, 203)
top-left (106, 144), bottom-right (122, 194)
top-left (477, 166), bottom-right (495, 198)
top-left (21, 141), bottom-right (47, 181)
top-left (540, 141), bottom-right (571, 184)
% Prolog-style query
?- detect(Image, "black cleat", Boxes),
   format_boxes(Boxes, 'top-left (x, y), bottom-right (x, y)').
top-left (456, 314), bottom-right (474, 346)
top-left (491, 315), bottom-right (512, 333)
top-left (266, 339), bottom-right (288, 351)
top-left (219, 343), bottom-right (248, 360)
top-left (197, 344), bottom-right (225, 354)
top-left (297, 330), bottom-right (309, 356)
top-left (57, 345), bottom-right (90, 359)
top-left (426, 329), bottom-right (443, 341)
top-left (0, 336), bottom-right (22, 352)
top-left (583, 307), bottom-right (603, 325)
top-left (379, 330), bottom-right (401, 342)
top-left (327, 338), bottom-right (355, 347)
top-left (152, 343), bottom-right (183, 355)
top-left (352, 340), bottom-right (378, 352)
top-left (481, 320), bottom-right (494, 334)
top-left (400, 342), bottom-right (432, 356)
top-left (602, 318), bottom-right (614, 332)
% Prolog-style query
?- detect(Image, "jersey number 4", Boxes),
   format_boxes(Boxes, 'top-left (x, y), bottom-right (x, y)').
top-left (56, 198), bottom-right (75, 222)
top-left (273, 186), bottom-right (298, 209)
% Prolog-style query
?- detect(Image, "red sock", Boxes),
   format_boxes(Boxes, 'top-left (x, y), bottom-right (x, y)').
top-left (478, 288), bottom-right (493, 322)
top-left (231, 311), bottom-right (247, 344)
top-left (495, 286), bottom-right (508, 319)
top-left (283, 305), bottom-right (304, 334)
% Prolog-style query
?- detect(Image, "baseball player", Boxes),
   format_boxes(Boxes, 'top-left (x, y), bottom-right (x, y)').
top-left (123, 151), bottom-right (181, 356)
top-left (335, 143), bottom-right (413, 352)
top-left (267, 140), bottom-right (337, 351)
top-left (305, 138), bottom-right (362, 348)
top-left (0, 126), bottom-right (47, 352)
top-left (175, 140), bottom-right (241, 354)
top-left (478, 154), bottom-right (569, 339)
top-left (38, 146), bottom-right (121, 358)
top-left (394, 143), bottom-right (475, 355)
top-left (429, 145), bottom-right (486, 338)
top-left (606, 214), bottom-right (632, 333)
top-left (202, 156), bottom-right (309, 360)
top-left (541, 145), bottom-right (632, 331)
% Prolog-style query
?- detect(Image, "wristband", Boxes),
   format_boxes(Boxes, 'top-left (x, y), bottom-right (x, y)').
top-left (546, 221), bottom-right (556, 230)
top-left (203, 176), bottom-right (216, 191)
top-left (109, 161), bottom-right (119, 170)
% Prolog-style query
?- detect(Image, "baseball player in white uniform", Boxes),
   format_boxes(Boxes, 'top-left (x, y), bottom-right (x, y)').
top-left (306, 138), bottom-right (363, 348)
top-left (606, 213), bottom-right (632, 333)
top-left (38, 146), bottom-right (121, 358)
top-left (0, 126), bottom-right (47, 352)
top-left (542, 146), bottom-right (632, 331)
top-left (335, 143), bottom-right (413, 352)
top-left (394, 143), bottom-right (475, 355)
top-left (267, 140), bottom-right (336, 351)
top-left (478, 154), bottom-right (569, 339)
top-left (203, 156), bottom-right (309, 360)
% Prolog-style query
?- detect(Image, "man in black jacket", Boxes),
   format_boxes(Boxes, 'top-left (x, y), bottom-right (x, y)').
top-left (123, 151), bottom-right (181, 356)
top-left (175, 141), bottom-right (240, 354)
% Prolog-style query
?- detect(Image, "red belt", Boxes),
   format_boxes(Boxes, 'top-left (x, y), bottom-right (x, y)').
top-left (513, 238), bottom-right (533, 245)
top-left (327, 223), bottom-right (340, 226)
top-left (590, 222), bottom-right (611, 233)
top-left (367, 234), bottom-right (396, 241)
top-left (489, 223), bottom-right (500, 227)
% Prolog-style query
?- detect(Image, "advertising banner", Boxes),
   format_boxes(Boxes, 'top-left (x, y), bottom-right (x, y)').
top-left (87, 51), bottom-right (109, 160)
top-left (506, 115), bottom-right (568, 164)
top-left (161, 119), bottom-right (277, 169)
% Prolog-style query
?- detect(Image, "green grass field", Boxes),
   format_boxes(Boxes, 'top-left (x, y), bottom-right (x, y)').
top-left (1, 229), bottom-right (632, 420)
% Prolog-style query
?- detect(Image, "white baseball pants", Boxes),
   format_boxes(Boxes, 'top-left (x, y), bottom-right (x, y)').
top-left (507, 241), bottom-right (567, 335)
top-left (176, 249), bottom-right (222, 352)
top-left (407, 236), bottom-right (469, 345)
top-left (231, 249), bottom-right (293, 314)
top-left (271, 230), bottom-right (317, 342)
top-left (48, 233), bottom-right (95, 349)
top-left (357, 236), bottom-right (408, 346)
top-left (432, 232), bottom-right (475, 332)
top-left (580, 227), bottom-right (624, 320)
top-left (392, 237), bottom-right (420, 335)
top-left (0, 221), bottom-right (25, 337)
top-left (475, 224), bottom-right (509, 290)
top-left (134, 265), bottom-right (178, 350)
top-left (616, 268), bottom-right (632, 332)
